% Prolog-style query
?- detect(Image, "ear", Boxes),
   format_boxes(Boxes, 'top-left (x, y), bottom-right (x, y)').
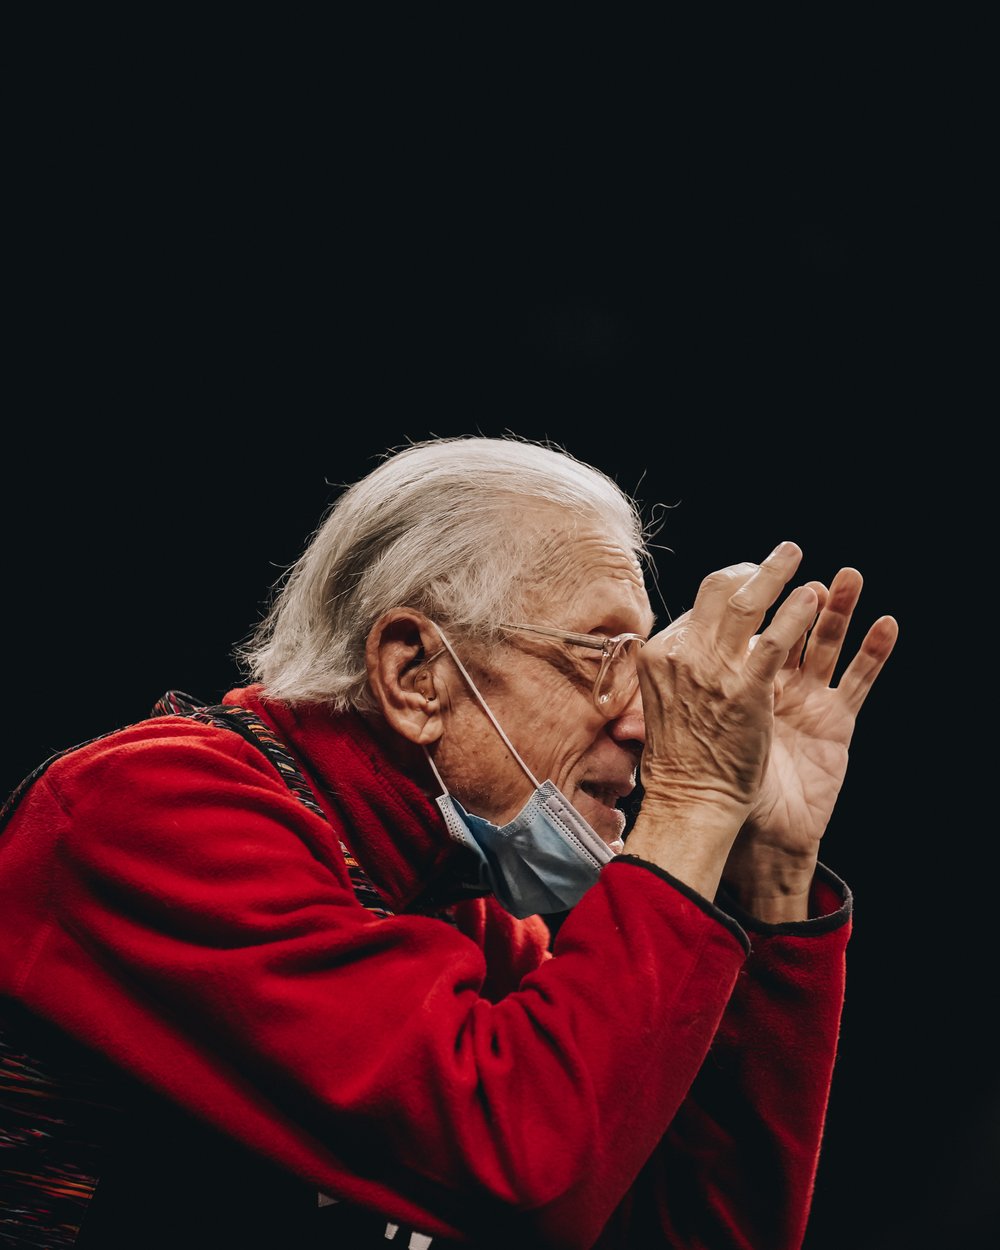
top-left (366, 609), bottom-right (446, 745)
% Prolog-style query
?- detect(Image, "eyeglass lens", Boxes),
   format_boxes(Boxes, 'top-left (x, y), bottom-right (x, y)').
top-left (595, 638), bottom-right (642, 712)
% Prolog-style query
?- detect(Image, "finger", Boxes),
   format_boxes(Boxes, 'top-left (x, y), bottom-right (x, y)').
top-left (835, 615), bottom-right (899, 713)
top-left (715, 542), bottom-right (805, 656)
top-left (801, 568), bottom-right (864, 685)
top-left (744, 584), bottom-right (819, 685)
top-left (780, 580), bottom-right (829, 673)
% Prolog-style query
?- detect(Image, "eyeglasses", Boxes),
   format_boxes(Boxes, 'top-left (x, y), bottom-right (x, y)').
top-left (499, 622), bottom-right (646, 718)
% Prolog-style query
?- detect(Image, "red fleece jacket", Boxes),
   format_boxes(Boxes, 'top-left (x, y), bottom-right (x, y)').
top-left (0, 687), bottom-right (851, 1248)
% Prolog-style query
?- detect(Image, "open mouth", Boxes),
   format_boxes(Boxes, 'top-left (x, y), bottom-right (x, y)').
top-left (579, 781), bottom-right (629, 809)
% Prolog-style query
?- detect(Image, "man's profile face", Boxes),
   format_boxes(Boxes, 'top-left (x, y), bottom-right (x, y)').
top-left (434, 515), bottom-right (654, 846)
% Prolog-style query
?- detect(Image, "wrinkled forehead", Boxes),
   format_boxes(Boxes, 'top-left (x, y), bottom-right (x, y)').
top-left (517, 508), bottom-right (653, 630)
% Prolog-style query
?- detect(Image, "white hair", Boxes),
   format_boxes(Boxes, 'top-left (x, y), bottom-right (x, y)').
top-left (237, 435), bottom-right (650, 711)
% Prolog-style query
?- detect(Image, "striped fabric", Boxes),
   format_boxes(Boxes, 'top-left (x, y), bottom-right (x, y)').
top-left (0, 1030), bottom-right (114, 1248)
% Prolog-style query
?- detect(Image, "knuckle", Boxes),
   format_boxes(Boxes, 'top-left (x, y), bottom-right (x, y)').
top-left (700, 562), bottom-right (757, 592)
top-left (726, 593), bottom-right (760, 620)
top-left (748, 633), bottom-right (782, 660)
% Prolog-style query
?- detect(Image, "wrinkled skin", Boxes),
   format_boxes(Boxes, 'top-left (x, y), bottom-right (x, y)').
top-left (629, 545), bottom-right (898, 918)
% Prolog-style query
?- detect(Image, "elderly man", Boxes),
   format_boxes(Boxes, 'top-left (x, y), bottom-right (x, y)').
top-left (0, 436), bottom-right (897, 1248)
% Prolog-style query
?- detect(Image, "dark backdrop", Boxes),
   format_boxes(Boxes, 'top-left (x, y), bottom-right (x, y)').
top-left (6, 43), bottom-right (988, 1249)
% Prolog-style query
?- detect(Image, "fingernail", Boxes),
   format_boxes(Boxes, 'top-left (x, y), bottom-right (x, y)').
top-left (770, 541), bottom-right (795, 558)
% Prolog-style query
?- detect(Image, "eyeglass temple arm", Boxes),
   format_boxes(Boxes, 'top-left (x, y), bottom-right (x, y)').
top-left (501, 622), bottom-right (608, 650)
top-left (502, 623), bottom-right (645, 651)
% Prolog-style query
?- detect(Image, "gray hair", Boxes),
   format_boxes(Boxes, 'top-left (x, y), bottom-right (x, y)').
top-left (237, 435), bottom-right (650, 711)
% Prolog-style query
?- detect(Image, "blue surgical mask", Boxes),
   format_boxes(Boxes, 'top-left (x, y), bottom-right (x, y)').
top-left (425, 627), bottom-right (618, 919)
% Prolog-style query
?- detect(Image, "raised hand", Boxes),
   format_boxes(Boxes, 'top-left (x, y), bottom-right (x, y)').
top-left (722, 566), bottom-right (899, 919)
top-left (626, 542), bottom-right (820, 902)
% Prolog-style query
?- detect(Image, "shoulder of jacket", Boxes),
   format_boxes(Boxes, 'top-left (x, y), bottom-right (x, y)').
top-left (19, 713), bottom-right (283, 817)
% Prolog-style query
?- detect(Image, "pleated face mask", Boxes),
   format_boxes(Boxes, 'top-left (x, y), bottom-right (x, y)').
top-left (425, 627), bottom-right (616, 919)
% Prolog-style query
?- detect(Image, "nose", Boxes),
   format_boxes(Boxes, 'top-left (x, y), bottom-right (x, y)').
top-left (606, 680), bottom-right (645, 747)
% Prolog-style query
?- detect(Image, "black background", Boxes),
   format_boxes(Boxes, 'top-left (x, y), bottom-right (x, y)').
top-left (6, 25), bottom-right (989, 1249)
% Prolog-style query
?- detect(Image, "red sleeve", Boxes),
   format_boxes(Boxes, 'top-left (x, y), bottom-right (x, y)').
top-left (3, 724), bottom-right (759, 1248)
top-left (592, 864), bottom-right (852, 1250)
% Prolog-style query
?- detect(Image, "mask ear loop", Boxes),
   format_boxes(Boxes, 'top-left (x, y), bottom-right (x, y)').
top-left (423, 625), bottom-right (542, 792)
top-left (423, 745), bottom-right (452, 798)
